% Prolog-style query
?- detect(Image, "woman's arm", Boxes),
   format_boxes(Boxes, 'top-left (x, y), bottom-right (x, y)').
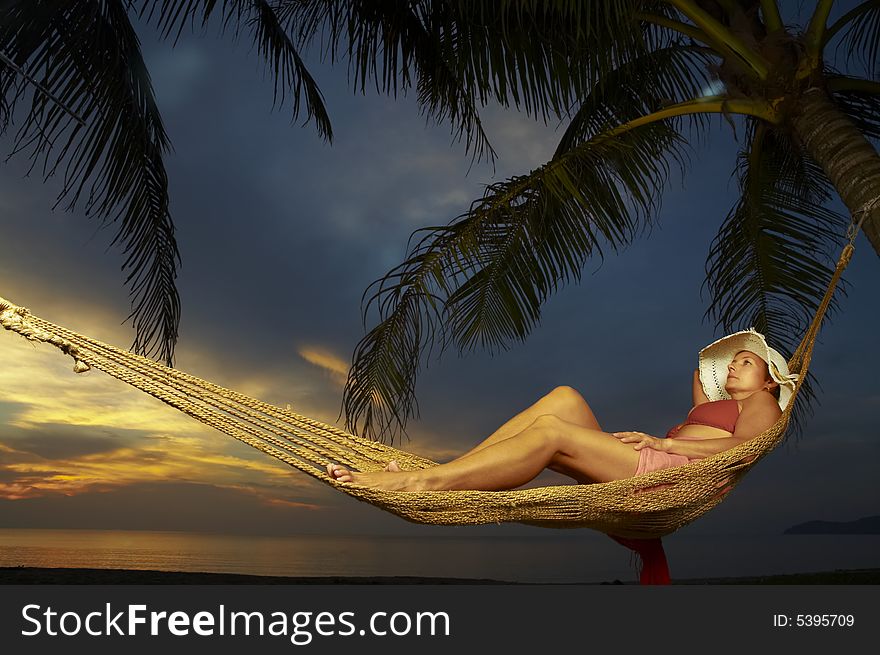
top-left (729, 392), bottom-right (781, 441)
top-left (614, 431), bottom-right (744, 459)
top-left (692, 369), bottom-right (710, 407)
top-left (614, 392), bottom-right (782, 459)
top-left (663, 435), bottom-right (744, 458)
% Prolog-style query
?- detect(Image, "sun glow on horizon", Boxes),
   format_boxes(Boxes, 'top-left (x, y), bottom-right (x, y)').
top-left (0, 290), bottom-right (474, 524)
top-left (0, 334), bottom-right (327, 505)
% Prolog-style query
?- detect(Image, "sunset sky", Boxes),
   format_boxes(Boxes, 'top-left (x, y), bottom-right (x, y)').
top-left (1, 1), bottom-right (878, 558)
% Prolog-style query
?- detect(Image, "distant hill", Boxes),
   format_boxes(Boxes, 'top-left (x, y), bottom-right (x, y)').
top-left (784, 515), bottom-right (880, 534)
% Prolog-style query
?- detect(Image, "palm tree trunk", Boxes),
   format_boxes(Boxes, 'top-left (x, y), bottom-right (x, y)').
top-left (790, 88), bottom-right (880, 257)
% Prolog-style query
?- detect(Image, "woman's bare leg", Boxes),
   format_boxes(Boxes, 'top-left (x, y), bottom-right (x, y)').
top-left (452, 386), bottom-right (601, 461)
top-left (374, 386), bottom-right (600, 472)
top-left (328, 415), bottom-right (640, 491)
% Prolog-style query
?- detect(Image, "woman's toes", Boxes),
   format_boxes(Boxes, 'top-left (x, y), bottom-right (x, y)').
top-left (327, 463), bottom-right (348, 479)
top-left (326, 463), bottom-right (356, 483)
top-left (384, 460), bottom-right (401, 472)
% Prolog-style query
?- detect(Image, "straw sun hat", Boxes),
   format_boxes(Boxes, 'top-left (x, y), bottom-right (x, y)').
top-left (698, 328), bottom-right (799, 411)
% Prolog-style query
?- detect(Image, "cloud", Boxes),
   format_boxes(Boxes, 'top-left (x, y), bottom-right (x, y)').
top-left (1, 286), bottom-right (373, 513)
top-left (479, 105), bottom-right (560, 173)
top-left (142, 41), bottom-right (210, 111)
top-left (3, 424), bottom-right (126, 460)
top-left (0, 418), bottom-right (324, 501)
top-left (0, 355), bottom-right (327, 502)
top-left (0, 468), bottom-right (21, 483)
top-left (0, 480), bottom-right (333, 535)
top-left (297, 345), bottom-right (349, 387)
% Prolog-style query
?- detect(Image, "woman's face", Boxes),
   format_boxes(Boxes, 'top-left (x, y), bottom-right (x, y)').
top-left (725, 350), bottom-right (776, 394)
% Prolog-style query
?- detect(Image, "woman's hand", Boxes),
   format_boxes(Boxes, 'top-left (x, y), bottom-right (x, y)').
top-left (612, 431), bottom-right (668, 452)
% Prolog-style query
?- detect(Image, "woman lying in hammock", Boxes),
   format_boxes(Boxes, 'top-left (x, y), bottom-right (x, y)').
top-left (327, 329), bottom-right (798, 491)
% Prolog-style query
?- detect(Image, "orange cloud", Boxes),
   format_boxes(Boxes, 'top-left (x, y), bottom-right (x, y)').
top-left (1, 290), bottom-right (474, 517)
top-left (296, 345), bottom-right (349, 387)
top-left (0, 331), bottom-right (333, 505)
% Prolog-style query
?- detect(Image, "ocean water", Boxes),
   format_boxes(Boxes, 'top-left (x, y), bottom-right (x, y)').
top-left (0, 529), bottom-right (877, 583)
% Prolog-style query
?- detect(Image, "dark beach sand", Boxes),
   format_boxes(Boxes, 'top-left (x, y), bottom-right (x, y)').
top-left (2, 567), bottom-right (878, 585)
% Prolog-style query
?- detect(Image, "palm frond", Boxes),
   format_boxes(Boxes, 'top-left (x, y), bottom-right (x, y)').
top-left (433, 0), bottom-right (648, 118)
top-left (0, 53), bottom-right (12, 132)
top-left (342, 121), bottom-right (690, 443)
top-left (0, 0), bottom-right (181, 365)
top-left (555, 42), bottom-right (719, 157)
top-left (280, 0), bottom-right (496, 164)
top-left (0, 47), bottom-right (86, 125)
top-left (703, 120), bottom-right (851, 440)
top-left (828, 0), bottom-right (880, 80)
top-left (138, 0), bottom-right (333, 140)
top-left (827, 74), bottom-right (880, 141)
top-left (282, 0), bottom-right (650, 165)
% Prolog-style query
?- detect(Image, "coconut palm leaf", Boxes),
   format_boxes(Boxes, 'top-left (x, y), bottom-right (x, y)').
top-left (281, 0), bottom-right (650, 165)
top-left (342, 121), bottom-right (690, 442)
top-left (0, 47), bottom-right (86, 125)
top-left (828, 74), bottom-right (880, 142)
top-left (416, 0), bottom-right (650, 118)
top-left (137, 0), bottom-right (332, 140)
top-left (0, 0), bottom-right (180, 365)
top-left (827, 0), bottom-right (880, 80)
top-left (278, 0), bottom-right (497, 164)
top-left (703, 120), bottom-right (851, 439)
top-left (554, 42), bottom-right (719, 157)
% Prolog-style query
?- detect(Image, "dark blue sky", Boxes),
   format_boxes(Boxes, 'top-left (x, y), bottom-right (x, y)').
top-left (0, 2), bottom-right (877, 557)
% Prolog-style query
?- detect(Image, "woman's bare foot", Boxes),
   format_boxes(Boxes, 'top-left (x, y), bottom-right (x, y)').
top-left (326, 460), bottom-right (400, 478)
top-left (325, 461), bottom-right (420, 490)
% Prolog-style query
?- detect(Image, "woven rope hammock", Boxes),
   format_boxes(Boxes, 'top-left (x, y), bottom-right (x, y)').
top-left (0, 211), bottom-right (868, 583)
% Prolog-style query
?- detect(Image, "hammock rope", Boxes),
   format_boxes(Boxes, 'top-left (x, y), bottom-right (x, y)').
top-left (0, 217), bottom-right (864, 540)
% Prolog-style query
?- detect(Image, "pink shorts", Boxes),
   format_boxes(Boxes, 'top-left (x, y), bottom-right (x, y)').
top-left (635, 447), bottom-right (692, 476)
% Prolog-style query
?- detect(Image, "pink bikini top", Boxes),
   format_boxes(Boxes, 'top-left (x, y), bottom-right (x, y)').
top-left (666, 399), bottom-right (741, 438)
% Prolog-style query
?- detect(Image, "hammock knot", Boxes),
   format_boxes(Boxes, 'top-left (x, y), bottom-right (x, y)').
top-left (0, 301), bottom-right (30, 333)
top-left (69, 352), bottom-right (92, 374)
top-left (1, 296), bottom-right (91, 373)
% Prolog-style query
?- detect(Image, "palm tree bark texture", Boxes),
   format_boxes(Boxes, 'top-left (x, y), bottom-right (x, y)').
top-left (791, 88), bottom-right (880, 249)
